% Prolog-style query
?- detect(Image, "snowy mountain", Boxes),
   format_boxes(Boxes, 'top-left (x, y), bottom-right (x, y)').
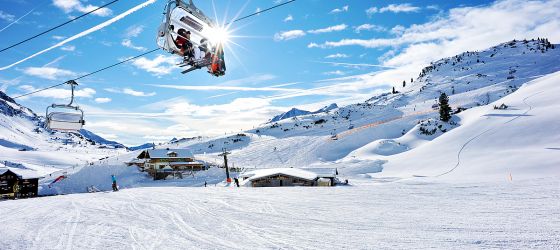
top-left (127, 142), bottom-right (156, 151)
top-left (270, 108), bottom-right (311, 122)
top-left (158, 38), bottom-right (560, 182)
top-left (269, 103), bottom-right (338, 122)
top-left (0, 90), bottom-right (126, 177)
top-left (3, 39), bottom-right (559, 195)
top-left (79, 129), bottom-right (125, 148)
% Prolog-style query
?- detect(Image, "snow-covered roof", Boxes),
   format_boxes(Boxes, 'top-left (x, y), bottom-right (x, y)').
top-left (169, 161), bottom-right (204, 166)
top-left (0, 168), bottom-right (40, 179)
top-left (242, 168), bottom-right (318, 182)
top-left (140, 149), bottom-right (194, 159)
top-left (301, 168), bottom-right (338, 178)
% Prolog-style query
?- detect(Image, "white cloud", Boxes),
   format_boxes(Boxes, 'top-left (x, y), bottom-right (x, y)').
top-left (52, 35), bottom-right (66, 40)
top-left (325, 53), bottom-right (349, 59)
top-left (123, 88), bottom-right (156, 97)
top-left (18, 84), bottom-right (95, 99)
top-left (354, 24), bottom-right (386, 33)
top-left (52, 0), bottom-right (113, 17)
top-left (380, 4), bottom-right (420, 13)
top-left (427, 5), bottom-right (440, 10)
top-left (0, 10), bottom-right (15, 22)
top-left (124, 25), bottom-right (144, 37)
top-left (330, 5), bottom-right (349, 14)
top-left (323, 70), bottom-right (346, 76)
top-left (105, 87), bottom-right (156, 97)
top-left (118, 26), bottom-right (146, 53)
top-left (121, 39), bottom-right (147, 51)
top-left (60, 45), bottom-right (75, 51)
top-left (131, 54), bottom-right (178, 75)
top-left (390, 25), bottom-right (406, 35)
top-left (366, 7), bottom-right (378, 16)
top-left (307, 43), bottom-right (320, 48)
top-left (95, 97), bottom-right (112, 103)
top-left (283, 15), bottom-right (293, 22)
top-left (314, 61), bottom-right (393, 69)
top-left (22, 67), bottom-right (76, 80)
top-left (308, 24), bottom-right (347, 34)
top-left (367, 3), bottom-right (420, 16)
top-left (313, 0), bottom-right (560, 69)
top-left (149, 84), bottom-right (302, 92)
top-left (0, 77), bottom-right (21, 92)
top-left (274, 30), bottom-right (306, 41)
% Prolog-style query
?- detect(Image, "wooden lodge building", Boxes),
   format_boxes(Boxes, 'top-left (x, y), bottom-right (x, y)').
top-left (0, 169), bottom-right (39, 199)
top-left (239, 168), bottom-right (339, 187)
top-left (131, 148), bottom-right (206, 180)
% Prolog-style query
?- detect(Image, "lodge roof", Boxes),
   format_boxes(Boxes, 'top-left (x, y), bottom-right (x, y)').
top-left (0, 168), bottom-right (40, 179)
top-left (138, 149), bottom-right (194, 159)
top-left (301, 168), bottom-right (338, 178)
top-left (241, 168), bottom-right (318, 183)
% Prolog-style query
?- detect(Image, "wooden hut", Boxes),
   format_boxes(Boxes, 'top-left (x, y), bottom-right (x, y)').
top-left (0, 169), bottom-right (39, 199)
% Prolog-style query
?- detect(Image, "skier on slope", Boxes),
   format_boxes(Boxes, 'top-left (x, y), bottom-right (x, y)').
top-left (111, 174), bottom-right (119, 191)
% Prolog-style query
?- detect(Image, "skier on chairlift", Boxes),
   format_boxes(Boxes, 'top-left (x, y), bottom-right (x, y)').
top-left (173, 29), bottom-right (195, 64)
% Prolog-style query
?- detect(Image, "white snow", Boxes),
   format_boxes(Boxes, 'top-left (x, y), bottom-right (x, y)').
top-left (0, 178), bottom-right (558, 249)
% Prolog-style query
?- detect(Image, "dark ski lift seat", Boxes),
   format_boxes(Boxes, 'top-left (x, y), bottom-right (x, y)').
top-left (45, 80), bottom-right (85, 132)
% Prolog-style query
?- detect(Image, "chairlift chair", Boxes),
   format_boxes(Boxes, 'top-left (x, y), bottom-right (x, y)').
top-left (157, 0), bottom-right (217, 55)
top-left (157, 0), bottom-right (226, 76)
top-left (45, 80), bottom-right (85, 132)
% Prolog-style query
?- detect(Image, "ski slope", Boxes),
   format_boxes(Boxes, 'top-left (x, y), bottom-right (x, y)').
top-left (378, 71), bottom-right (560, 182)
top-left (1, 177), bottom-right (558, 249)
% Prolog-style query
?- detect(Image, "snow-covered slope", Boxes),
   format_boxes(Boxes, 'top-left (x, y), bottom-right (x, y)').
top-left (376, 70), bottom-right (560, 182)
top-left (3, 39), bottom-right (558, 193)
top-left (0, 91), bottom-right (126, 177)
top-left (161, 39), bottom-right (560, 182)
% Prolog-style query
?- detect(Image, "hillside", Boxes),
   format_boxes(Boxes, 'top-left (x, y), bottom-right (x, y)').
top-left (2, 39), bottom-right (559, 193)
top-left (0, 91), bottom-right (126, 177)
top-left (161, 39), bottom-right (560, 181)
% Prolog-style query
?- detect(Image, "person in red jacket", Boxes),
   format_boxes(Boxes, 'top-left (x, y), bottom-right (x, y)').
top-left (174, 29), bottom-right (194, 62)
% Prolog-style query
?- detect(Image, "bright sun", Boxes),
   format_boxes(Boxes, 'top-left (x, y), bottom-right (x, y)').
top-left (210, 26), bottom-right (230, 45)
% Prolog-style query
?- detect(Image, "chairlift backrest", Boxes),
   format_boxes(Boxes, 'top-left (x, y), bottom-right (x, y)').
top-left (157, 0), bottom-right (217, 55)
top-left (45, 80), bottom-right (85, 132)
top-left (46, 106), bottom-right (85, 132)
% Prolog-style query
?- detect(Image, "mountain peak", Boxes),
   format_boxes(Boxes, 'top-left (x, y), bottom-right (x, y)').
top-left (269, 103), bottom-right (339, 123)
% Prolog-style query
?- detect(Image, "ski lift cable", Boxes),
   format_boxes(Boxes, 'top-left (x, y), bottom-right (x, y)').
top-left (12, 0), bottom-right (296, 99)
top-left (13, 48), bottom-right (160, 99)
top-left (228, 0), bottom-right (296, 24)
top-left (0, 0), bottom-right (123, 54)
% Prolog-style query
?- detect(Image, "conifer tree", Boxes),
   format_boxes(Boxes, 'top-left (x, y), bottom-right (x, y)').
top-left (439, 93), bottom-right (452, 122)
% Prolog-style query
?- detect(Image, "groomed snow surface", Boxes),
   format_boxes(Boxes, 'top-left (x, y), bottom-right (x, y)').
top-left (1, 178), bottom-right (558, 249)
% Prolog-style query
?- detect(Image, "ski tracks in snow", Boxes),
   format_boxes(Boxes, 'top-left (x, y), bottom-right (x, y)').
top-left (435, 90), bottom-right (544, 177)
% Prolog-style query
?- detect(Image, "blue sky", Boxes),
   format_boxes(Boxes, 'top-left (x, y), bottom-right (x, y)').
top-left (0, 0), bottom-right (558, 145)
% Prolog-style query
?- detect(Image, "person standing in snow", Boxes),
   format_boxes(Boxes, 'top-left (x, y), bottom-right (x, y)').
top-left (111, 175), bottom-right (119, 191)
